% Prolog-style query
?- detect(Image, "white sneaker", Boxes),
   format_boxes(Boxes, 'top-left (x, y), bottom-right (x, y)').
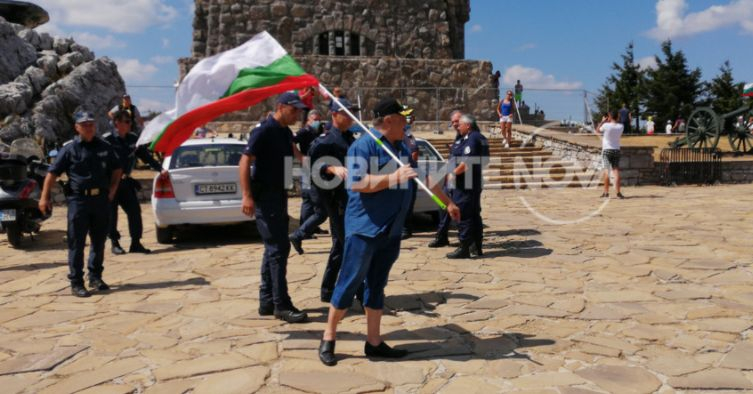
top-left (505, 142), bottom-right (510, 148)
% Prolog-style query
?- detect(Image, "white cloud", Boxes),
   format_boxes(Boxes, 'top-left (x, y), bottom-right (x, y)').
top-left (150, 55), bottom-right (175, 65)
top-left (517, 43), bottom-right (537, 51)
top-left (114, 58), bottom-right (159, 83)
top-left (503, 65), bottom-right (583, 90)
top-left (637, 56), bottom-right (658, 71)
top-left (470, 24), bottom-right (483, 33)
top-left (36, 0), bottom-right (178, 34)
top-left (649, 0), bottom-right (753, 40)
top-left (138, 98), bottom-right (172, 113)
top-left (72, 32), bottom-right (126, 50)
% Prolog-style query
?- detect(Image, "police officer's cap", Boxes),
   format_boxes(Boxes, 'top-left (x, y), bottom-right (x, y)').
top-left (73, 110), bottom-right (95, 124)
top-left (276, 92), bottom-right (308, 109)
top-left (332, 98), bottom-right (360, 113)
top-left (373, 97), bottom-right (412, 118)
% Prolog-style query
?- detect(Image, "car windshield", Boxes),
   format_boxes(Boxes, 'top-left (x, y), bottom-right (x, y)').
top-left (416, 140), bottom-right (442, 161)
top-left (170, 144), bottom-right (245, 169)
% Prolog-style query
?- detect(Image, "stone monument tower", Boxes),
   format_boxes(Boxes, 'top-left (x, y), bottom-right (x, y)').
top-left (179, 0), bottom-right (497, 124)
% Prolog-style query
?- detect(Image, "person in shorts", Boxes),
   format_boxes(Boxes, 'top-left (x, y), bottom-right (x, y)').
top-left (594, 110), bottom-right (624, 199)
top-left (497, 90), bottom-right (514, 148)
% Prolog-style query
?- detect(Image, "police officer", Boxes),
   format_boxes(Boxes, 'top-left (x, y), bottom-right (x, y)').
top-left (308, 98), bottom-right (361, 302)
top-left (104, 110), bottom-right (165, 255)
top-left (401, 110), bottom-right (419, 240)
top-left (446, 114), bottom-right (489, 259)
top-left (239, 92), bottom-right (308, 323)
top-left (108, 94), bottom-right (144, 134)
top-left (290, 110), bottom-right (327, 254)
top-left (428, 110), bottom-right (464, 248)
top-left (39, 110), bottom-right (123, 297)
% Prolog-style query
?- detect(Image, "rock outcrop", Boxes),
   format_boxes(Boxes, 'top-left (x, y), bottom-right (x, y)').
top-left (0, 16), bottom-right (125, 146)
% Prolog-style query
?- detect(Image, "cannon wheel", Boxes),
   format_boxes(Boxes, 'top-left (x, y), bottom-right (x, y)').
top-left (727, 109), bottom-right (753, 153)
top-left (685, 107), bottom-right (720, 150)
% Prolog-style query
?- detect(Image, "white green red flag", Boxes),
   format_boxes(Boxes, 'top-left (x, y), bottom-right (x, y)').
top-left (743, 83), bottom-right (753, 97)
top-left (137, 31), bottom-right (318, 154)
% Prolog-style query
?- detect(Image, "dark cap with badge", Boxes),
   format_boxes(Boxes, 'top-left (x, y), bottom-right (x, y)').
top-left (373, 97), bottom-right (413, 118)
top-left (332, 98), bottom-right (360, 113)
top-left (73, 110), bottom-right (95, 124)
top-left (277, 92), bottom-right (309, 109)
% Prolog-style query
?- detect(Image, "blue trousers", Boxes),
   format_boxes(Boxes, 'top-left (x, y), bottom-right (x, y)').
top-left (453, 189), bottom-right (483, 244)
top-left (253, 187), bottom-right (293, 309)
top-left (67, 195), bottom-right (109, 283)
top-left (434, 185), bottom-right (451, 238)
top-left (294, 188), bottom-right (326, 240)
top-left (330, 233), bottom-right (401, 310)
top-left (108, 178), bottom-right (142, 242)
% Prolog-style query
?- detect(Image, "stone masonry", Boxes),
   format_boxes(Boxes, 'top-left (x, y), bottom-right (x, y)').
top-left (178, 0), bottom-right (498, 123)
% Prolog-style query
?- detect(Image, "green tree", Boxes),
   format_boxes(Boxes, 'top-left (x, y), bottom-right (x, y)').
top-left (644, 40), bottom-right (703, 127)
top-left (593, 42), bottom-right (645, 130)
top-left (704, 60), bottom-right (744, 114)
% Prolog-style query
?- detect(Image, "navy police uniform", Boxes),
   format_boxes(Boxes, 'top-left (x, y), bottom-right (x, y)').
top-left (401, 129), bottom-right (419, 237)
top-left (103, 131), bottom-right (162, 250)
top-left (244, 114), bottom-right (296, 310)
top-left (308, 125), bottom-right (357, 301)
top-left (291, 122), bottom-right (327, 245)
top-left (430, 133), bottom-right (463, 246)
top-left (49, 135), bottom-right (121, 285)
top-left (448, 128), bottom-right (489, 255)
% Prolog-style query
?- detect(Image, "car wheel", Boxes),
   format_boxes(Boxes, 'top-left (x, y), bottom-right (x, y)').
top-left (155, 225), bottom-right (174, 244)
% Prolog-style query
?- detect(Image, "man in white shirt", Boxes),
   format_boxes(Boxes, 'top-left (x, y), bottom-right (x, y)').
top-left (594, 110), bottom-right (624, 199)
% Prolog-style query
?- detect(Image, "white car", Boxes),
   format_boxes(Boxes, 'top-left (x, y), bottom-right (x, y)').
top-left (151, 138), bottom-right (252, 243)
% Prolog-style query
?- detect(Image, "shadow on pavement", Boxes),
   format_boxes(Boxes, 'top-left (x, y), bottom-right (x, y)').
top-left (111, 277), bottom-right (210, 291)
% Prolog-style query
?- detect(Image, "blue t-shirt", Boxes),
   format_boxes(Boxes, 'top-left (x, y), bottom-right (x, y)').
top-left (499, 101), bottom-right (512, 116)
top-left (243, 115), bottom-right (294, 189)
top-left (618, 108), bottom-right (630, 124)
top-left (344, 130), bottom-right (416, 238)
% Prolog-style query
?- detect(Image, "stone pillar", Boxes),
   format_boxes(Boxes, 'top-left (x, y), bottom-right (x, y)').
top-left (328, 31), bottom-right (335, 56)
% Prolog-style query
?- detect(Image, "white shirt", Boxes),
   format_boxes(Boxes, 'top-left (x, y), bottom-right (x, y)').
top-left (646, 120), bottom-right (655, 133)
top-left (599, 122), bottom-right (623, 150)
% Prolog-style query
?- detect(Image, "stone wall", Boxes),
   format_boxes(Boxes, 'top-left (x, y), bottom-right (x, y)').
top-left (514, 129), bottom-right (658, 186)
top-left (179, 55), bottom-right (498, 122)
top-left (190, 0), bottom-right (469, 60)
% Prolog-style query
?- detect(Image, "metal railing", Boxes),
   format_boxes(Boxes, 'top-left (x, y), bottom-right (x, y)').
top-left (659, 148), bottom-right (722, 185)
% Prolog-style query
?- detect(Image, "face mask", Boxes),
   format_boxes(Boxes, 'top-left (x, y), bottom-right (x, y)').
top-left (310, 121), bottom-right (321, 129)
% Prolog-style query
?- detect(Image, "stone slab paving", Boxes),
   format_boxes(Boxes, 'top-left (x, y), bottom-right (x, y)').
top-left (1, 184), bottom-right (752, 393)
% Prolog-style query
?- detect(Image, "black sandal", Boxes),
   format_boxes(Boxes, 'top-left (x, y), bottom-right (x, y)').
top-left (600, 193), bottom-right (609, 198)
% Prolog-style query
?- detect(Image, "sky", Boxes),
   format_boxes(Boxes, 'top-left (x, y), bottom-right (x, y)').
top-left (33, 0), bottom-right (753, 121)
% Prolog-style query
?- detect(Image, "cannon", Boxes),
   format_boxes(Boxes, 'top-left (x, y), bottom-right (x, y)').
top-left (677, 85), bottom-right (753, 153)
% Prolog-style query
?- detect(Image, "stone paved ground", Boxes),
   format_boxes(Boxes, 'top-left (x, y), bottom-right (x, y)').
top-left (1, 184), bottom-right (752, 393)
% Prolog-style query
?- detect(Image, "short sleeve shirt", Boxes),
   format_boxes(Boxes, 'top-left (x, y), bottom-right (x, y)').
top-left (344, 131), bottom-right (416, 238)
top-left (449, 130), bottom-right (489, 191)
top-left (243, 115), bottom-right (294, 189)
top-left (600, 122), bottom-right (624, 150)
top-left (49, 136), bottom-right (121, 193)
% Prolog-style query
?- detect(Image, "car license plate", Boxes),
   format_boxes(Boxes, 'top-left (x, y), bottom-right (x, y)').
top-left (195, 183), bottom-right (237, 195)
top-left (0, 209), bottom-right (16, 221)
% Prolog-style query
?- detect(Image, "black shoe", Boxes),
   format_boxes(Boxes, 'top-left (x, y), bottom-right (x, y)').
top-left (616, 192), bottom-right (625, 199)
top-left (470, 242), bottom-right (483, 258)
top-left (428, 236), bottom-right (449, 248)
top-left (88, 276), bottom-right (110, 291)
top-left (447, 244), bottom-right (471, 259)
top-left (129, 242), bottom-right (151, 254)
top-left (600, 192), bottom-right (609, 198)
top-left (274, 306), bottom-right (308, 323)
top-left (71, 284), bottom-right (91, 298)
top-left (289, 233), bottom-right (304, 255)
top-left (319, 340), bottom-right (337, 366)
top-left (111, 241), bottom-right (126, 255)
top-left (258, 303), bottom-right (274, 316)
top-left (364, 341), bottom-right (407, 359)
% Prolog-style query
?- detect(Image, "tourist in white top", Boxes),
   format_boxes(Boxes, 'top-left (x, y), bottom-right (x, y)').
top-left (665, 120), bottom-right (673, 134)
top-left (594, 110), bottom-right (624, 199)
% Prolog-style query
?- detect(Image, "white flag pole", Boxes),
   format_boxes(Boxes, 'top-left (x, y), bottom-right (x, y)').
top-left (319, 83), bottom-right (447, 210)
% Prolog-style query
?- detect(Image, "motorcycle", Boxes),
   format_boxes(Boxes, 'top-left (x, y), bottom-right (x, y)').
top-left (0, 138), bottom-right (51, 248)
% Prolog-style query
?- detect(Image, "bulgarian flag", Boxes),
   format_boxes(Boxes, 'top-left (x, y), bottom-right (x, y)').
top-left (137, 31), bottom-right (318, 154)
top-left (744, 83), bottom-right (753, 98)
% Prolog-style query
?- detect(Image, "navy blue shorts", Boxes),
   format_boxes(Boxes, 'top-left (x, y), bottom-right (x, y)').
top-left (330, 233), bottom-right (401, 310)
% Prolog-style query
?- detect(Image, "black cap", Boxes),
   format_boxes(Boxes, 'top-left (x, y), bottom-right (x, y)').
top-left (73, 110), bottom-right (95, 124)
top-left (373, 97), bottom-right (412, 118)
top-left (332, 98), bottom-right (360, 113)
top-left (276, 92), bottom-right (308, 109)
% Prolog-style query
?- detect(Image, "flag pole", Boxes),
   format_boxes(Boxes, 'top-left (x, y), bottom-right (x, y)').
top-left (319, 83), bottom-right (448, 211)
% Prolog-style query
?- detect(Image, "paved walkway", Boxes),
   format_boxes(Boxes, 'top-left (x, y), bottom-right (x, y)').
top-left (1, 184), bottom-right (752, 393)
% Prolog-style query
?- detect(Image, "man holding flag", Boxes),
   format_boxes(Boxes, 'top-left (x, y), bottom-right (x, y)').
top-left (318, 97), bottom-right (460, 366)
